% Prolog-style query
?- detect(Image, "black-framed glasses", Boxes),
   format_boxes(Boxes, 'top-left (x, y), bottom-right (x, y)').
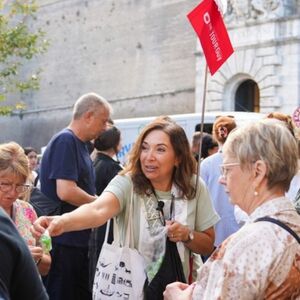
top-left (0, 182), bottom-right (33, 194)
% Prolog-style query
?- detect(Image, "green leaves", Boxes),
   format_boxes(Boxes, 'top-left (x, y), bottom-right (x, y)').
top-left (0, 0), bottom-right (48, 115)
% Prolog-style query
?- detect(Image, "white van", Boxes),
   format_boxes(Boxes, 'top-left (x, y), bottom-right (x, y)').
top-left (115, 111), bottom-right (265, 164)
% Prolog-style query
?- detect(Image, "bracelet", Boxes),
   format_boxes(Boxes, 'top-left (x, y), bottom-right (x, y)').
top-left (36, 258), bottom-right (42, 266)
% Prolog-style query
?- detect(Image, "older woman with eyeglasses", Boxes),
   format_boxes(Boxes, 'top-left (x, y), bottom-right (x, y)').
top-left (0, 142), bottom-right (51, 276)
top-left (164, 119), bottom-right (300, 299)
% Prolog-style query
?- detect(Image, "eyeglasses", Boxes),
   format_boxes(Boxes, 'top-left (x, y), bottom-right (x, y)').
top-left (220, 162), bottom-right (240, 178)
top-left (0, 182), bottom-right (33, 194)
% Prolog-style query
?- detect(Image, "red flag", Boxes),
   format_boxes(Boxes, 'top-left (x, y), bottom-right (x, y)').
top-left (187, 0), bottom-right (234, 75)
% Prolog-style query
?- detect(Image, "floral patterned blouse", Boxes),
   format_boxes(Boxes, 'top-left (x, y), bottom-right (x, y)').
top-left (193, 197), bottom-right (300, 300)
top-left (11, 199), bottom-right (38, 246)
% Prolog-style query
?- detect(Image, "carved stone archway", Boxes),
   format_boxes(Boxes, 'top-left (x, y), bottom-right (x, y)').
top-left (194, 0), bottom-right (300, 114)
top-left (196, 45), bottom-right (283, 112)
top-left (235, 79), bottom-right (260, 112)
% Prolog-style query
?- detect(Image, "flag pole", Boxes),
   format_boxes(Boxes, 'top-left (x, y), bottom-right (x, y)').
top-left (195, 63), bottom-right (208, 192)
top-left (187, 0), bottom-right (232, 194)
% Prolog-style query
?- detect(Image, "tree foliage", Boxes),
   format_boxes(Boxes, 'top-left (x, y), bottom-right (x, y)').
top-left (0, 0), bottom-right (48, 115)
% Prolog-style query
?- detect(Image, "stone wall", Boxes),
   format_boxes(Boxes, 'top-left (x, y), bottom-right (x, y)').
top-left (1, 0), bottom-right (199, 150)
top-left (4, 0), bottom-right (300, 151)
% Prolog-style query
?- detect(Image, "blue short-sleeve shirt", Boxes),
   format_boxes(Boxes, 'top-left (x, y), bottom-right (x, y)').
top-left (40, 128), bottom-right (95, 247)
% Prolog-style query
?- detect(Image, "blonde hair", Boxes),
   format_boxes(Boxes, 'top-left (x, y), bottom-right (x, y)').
top-left (223, 119), bottom-right (298, 191)
top-left (0, 142), bottom-right (29, 183)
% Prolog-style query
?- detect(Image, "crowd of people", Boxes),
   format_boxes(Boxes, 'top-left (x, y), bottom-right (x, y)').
top-left (165, 119), bottom-right (300, 299)
top-left (1, 92), bottom-right (300, 300)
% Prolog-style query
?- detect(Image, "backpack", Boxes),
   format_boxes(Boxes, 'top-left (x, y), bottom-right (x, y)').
top-left (29, 187), bottom-right (61, 217)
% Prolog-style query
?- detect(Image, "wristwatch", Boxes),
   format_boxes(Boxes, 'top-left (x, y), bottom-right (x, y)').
top-left (184, 228), bottom-right (194, 243)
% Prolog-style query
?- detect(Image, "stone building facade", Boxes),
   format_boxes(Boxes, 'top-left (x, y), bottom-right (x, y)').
top-left (0, 0), bottom-right (199, 149)
top-left (196, 0), bottom-right (300, 114)
top-left (1, 0), bottom-right (300, 150)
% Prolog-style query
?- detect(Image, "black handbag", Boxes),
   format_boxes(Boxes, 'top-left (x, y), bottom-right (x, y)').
top-left (29, 187), bottom-right (61, 217)
top-left (144, 237), bottom-right (186, 300)
top-left (144, 191), bottom-right (186, 300)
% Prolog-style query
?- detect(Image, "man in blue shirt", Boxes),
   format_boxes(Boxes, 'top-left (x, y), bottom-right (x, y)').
top-left (40, 92), bottom-right (111, 300)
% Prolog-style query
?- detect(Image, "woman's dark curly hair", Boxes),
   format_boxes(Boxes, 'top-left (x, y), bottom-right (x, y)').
top-left (120, 118), bottom-right (196, 199)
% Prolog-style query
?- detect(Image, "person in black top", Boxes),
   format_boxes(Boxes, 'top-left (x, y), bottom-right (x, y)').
top-left (88, 125), bottom-right (122, 290)
top-left (93, 126), bottom-right (122, 194)
top-left (0, 207), bottom-right (48, 300)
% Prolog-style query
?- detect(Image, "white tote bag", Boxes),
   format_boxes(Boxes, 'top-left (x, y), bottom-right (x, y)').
top-left (93, 191), bottom-right (146, 300)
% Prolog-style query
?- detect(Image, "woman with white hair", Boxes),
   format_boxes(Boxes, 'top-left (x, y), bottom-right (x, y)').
top-left (164, 119), bottom-right (300, 299)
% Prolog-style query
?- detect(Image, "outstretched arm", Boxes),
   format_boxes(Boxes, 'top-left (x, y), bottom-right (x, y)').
top-left (31, 191), bottom-right (120, 238)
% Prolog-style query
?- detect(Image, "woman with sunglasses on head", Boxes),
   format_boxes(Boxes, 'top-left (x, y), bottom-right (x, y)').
top-left (164, 119), bottom-right (300, 299)
top-left (32, 118), bottom-right (219, 299)
top-left (0, 142), bottom-right (51, 276)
